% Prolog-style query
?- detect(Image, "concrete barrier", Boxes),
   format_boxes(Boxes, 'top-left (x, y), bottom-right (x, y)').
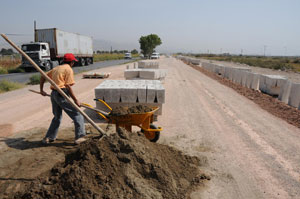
top-left (224, 67), bottom-right (234, 80)
top-left (245, 72), bottom-right (253, 88)
top-left (240, 71), bottom-right (249, 86)
top-left (288, 83), bottom-right (300, 108)
top-left (278, 80), bottom-right (292, 104)
top-left (191, 59), bottom-right (201, 65)
top-left (259, 75), bottom-right (267, 93)
top-left (250, 73), bottom-right (260, 90)
top-left (264, 75), bottom-right (287, 96)
top-left (219, 65), bottom-right (226, 77)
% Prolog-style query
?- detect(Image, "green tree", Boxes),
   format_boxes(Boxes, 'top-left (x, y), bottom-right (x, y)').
top-left (0, 48), bottom-right (14, 55)
top-left (131, 49), bottom-right (138, 54)
top-left (139, 34), bottom-right (162, 58)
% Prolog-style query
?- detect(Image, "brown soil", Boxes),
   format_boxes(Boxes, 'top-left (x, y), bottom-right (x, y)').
top-left (186, 61), bottom-right (300, 129)
top-left (110, 105), bottom-right (153, 116)
top-left (12, 128), bottom-right (209, 199)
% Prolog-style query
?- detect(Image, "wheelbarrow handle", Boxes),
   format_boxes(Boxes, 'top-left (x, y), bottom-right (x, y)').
top-left (81, 103), bottom-right (110, 118)
top-left (94, 98), bottom-right (113, 111)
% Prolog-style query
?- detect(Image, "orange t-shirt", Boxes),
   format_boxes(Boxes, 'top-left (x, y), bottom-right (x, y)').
top-left (46, 64), bottom-right (75, 90)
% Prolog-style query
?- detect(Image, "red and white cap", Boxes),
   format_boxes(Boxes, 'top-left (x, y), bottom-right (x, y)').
top-left (63, 53), bottom-right (78, 62)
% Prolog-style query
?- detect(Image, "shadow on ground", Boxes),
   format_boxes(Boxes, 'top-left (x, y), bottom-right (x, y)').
top-left (0, 137), bottom-right (75, 150)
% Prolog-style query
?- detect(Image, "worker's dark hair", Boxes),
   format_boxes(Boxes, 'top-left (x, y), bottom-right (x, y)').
top-left (63, 60), bottom-right (74, 65)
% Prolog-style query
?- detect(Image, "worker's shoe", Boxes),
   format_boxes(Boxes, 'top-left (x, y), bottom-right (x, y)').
top-left (75, 137), bottom-right (87, 145)
top-left (42, 137), bottom-right (55, 144)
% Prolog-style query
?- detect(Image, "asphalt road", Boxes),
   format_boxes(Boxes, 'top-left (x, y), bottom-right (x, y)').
top-left (0, 59), bottom-right (134, 84)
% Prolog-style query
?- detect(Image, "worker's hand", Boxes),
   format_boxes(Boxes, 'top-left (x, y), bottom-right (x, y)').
top-left (75, 99), bottom-right (81, 107)
top-left (40, 90), bottom-right (48, 96)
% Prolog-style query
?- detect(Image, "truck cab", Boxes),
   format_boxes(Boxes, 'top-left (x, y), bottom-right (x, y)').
top-left (21, 42), bottom-right (52, 72)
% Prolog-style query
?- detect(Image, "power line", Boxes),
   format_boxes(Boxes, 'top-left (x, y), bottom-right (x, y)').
top-left (3, 33), bottom-right (32, 36)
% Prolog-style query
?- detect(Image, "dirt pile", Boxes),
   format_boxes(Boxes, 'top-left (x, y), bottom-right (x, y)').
top-left (13, 128), bottom-right (209, 199)
top-left (110, 105), bottom-right (153, 116)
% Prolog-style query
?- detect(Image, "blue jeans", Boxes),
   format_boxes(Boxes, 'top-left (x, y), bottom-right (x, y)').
top-left (45, 89), bottom-right (85, 140)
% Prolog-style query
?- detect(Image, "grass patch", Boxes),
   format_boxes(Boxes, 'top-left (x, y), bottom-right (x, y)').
top-left (28, 74), bottom-right (41, 85)
top-left (0, 56), bottom-right (22, 74)
top-left (93, 53), bottom-right (139, 62)
top-left (193, 54), bottom-right (300, 72)
top-left (93, 53), bottom-right (124, 62)
top-left (0, 80), bottom-right (25, 93)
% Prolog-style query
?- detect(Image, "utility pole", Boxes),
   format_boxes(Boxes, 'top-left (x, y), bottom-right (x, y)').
top-left (284, 46), bottom-right (287, 56)
top-left (263, 45), bottom-right (267, 56)
top-left (34, 20), bottom-right (37, 42)
top-left (240, 49), bottom-right (243, 56)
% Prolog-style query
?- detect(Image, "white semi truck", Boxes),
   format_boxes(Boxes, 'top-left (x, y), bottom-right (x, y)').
top-left (21, 28), bottom-right (93, 72)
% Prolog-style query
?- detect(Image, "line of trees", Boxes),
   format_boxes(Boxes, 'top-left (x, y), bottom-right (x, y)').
top-left (0, 48), bottom-right (15, 55)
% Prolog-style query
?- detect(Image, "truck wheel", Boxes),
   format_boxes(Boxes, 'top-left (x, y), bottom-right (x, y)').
top-left (44, 61), bottom-right (51, 71)
top-left (79, 58), bottom-right (86, 66)
top-left (86, 58), bottom-right (92, 65)
top-left (24, 68), bottom-right (31, 72)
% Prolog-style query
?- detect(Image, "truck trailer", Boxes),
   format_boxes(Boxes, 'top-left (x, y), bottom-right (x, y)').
top-left (21, 28), bottom-right (93, 72)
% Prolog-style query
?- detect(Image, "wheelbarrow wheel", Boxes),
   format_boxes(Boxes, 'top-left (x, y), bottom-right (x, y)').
top-left (141, 124), bottom-right (160, 142)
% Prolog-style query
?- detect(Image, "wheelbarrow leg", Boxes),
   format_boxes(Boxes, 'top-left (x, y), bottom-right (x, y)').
top-left (116, 123), bottom-right (132, 132)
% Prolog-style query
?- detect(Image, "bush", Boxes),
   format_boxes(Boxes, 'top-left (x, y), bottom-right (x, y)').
top-left (0, 80), bottom-right (24, 93)
top-left (7, 67), bottom-right (24, 73)
top-left (0, 67), bottom-right (8, 74)
top-left (28, 74), bottom-right (41, 85)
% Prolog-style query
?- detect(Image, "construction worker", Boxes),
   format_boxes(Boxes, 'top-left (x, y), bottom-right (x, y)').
top-left (39, 53), bottom-right (86, 145)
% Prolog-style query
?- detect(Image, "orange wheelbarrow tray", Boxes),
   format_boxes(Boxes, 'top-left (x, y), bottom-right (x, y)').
top-left (81, 99), bottom-right (163, 142)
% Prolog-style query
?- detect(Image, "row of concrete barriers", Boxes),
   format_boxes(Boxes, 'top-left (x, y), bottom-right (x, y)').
top-left (177, 56), bottom-right (300, 110)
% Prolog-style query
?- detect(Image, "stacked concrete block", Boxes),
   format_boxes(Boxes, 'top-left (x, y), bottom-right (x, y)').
top-left (278, 80), bottom-right (292, 104)
top-left (124, 69), bottom-right (140, 79)
top-left (288, 83), bottom-right (300, 108)
top-left (95, 80), bottom-right (165, 115)
top-left (138, 60), bottom-right (159, 69)
top-left (124, 69), bottom-right (168, 80)
top-left (264, 75), bottom-right (287, 96)
top-left (140, 69), bottom-right (161, 80)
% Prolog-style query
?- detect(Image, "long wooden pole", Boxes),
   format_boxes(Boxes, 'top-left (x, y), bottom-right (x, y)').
top-left (1, 34), bottom-right (106, 136)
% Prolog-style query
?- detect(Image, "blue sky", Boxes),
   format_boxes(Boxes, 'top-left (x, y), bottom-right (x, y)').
top-left (0, 0), bottom-right (299, 55)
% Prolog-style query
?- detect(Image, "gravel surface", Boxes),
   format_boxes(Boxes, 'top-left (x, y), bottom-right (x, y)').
top-left (1, 57), bottom-right (300, 198)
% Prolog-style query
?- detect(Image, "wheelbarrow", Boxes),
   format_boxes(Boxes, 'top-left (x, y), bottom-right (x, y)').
top-left (81, 99), bottom-right (163, 142)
